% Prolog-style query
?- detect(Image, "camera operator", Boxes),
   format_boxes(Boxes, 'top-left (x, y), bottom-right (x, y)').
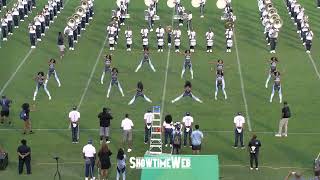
top-left (98, 107), bottom-right (113, 144)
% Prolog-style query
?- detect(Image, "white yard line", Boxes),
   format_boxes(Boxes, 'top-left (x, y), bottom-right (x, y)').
top-left (77, 38), bottom-right (107, 110)
top-left (233, 31), bottom-right (252, 131)
top-left (2, 128), bottom-right (320, 135)
top-left (160, 9), bottom-right (175, 119)
top-left (0, 49), bottom-right (33, 95)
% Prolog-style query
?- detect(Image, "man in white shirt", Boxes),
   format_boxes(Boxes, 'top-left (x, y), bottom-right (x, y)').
top-left (121, 113), bottom-right (134, 152)
top-left (144, 110), bottom-right (154, 144)
top-left (182, 112), bottom-right (193, 147)
top-left (233, 112), bottom-right (245, 149)
top-left (82, 139), bottom-right (96, 180)
top-left (68, 106), bottom-right (80, 143)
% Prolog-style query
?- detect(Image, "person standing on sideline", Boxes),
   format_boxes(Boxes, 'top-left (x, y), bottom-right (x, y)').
top-left (17, 139), bottom-right (31, 175)
top-left (83, 139), bottom-right (96, 180)
top-left (275, 101), bottom-right (291, 137)
top-left (163, 114), bottom-right (174, 147)
top-left (0, 95), bottom-right (12, 125)
top-left (116, 148), bottom-right (126, 180)
top-left (98, 107), bottom-right (113, 144)
top-left (97, 143), bottom-right (112, 180)
top-left (172, 124), bottom-right (182, 154)
top-left (182, 112), bottom-right (193, 147)
top-left (248, 134), bottom-right (261, 170)
top-left (57, 32), bottom-right (65, 59)
top-left (20, 103), bottom-right (32, 134)
top-left (191, 124), bottom-right (203, 154)
top-left (68, 106), bottom-right (80, 143)
top-left (121, 114), bottom-right (134, 153)
top-left (144, 109), bottom-right (154, 144)
top-left (233, 112), bottom-right (245, 149)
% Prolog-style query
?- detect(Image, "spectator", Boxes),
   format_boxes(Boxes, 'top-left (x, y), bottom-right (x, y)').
top-left (68, 106), bottom-right (80, 143)
top-left (233, 112), bottom-right (245, 149)
top-left (98, 107), bottom-right (113, 144)
top-left (248, 134), bottom-right (261, 170)
top-left (17, 139), bottom-right (31, 175)
top-left (275, 101), bottom-right (291, 137)
top-left (20, 103), bottom-right (32, 134)
top-left (285, 171), bottom-right (305, 180)
top-left (182, 112), bottom-right (193, 147)
top-left (163, 114), bottom-right (173, 147)
top-left (121, 114), bottom-right (134, 153)
top-left (144, 109), bottom-right (154, 144)
top-left (191, 124), bottom-right (203, 154)
top-left (172, 123), bottom-right (182, 154)
top-left (97, 143), bottom-right (112, 180)
top-left (83, 139), bottom-right (96, 180)
top-left (0, 95), bottom-right (12, 125)
top-left (116, 148), bottom-right (126, 180)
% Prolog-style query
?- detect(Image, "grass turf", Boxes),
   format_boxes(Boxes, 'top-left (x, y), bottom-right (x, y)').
top-left (0, 0), bottom-right (320, 179)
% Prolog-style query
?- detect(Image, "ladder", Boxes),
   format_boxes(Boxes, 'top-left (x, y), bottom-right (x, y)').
top-left (148, 106), bottom-right (162, 154)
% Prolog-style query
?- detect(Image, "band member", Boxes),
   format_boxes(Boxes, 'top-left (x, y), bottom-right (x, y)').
top-left (173, 26), bottom-right (181, 52)
top-left (156, 25), bottom-right (165, 52)
top-left (226, 37), bottom-right (233, 53)
top-left (128, 81), bottom-right (152, 105)
top-left (1, 17), bottom-right (8, 41)
top-left (33, 71), bottom-right (52, 101)
top-left (45, 59), bottom-right (61, 87)
top-left (34, 14), bottom-right (41, 41)
top-left (18, 0), bottom-right (24, 21)
top-left (180, 50), bottom-right (193, 79)
top-left (100, 54), bottom-right (112, 84)
top-left (44, 6), bottom-right (50, 29)
top-left (22, 0), bottom-right (28, 17)
top-left (119, 2), bottom-right (126, 25)
top-left (2, 0), bottom-right (6, 8)
top-left (305, 28), bottom-right (313, 53)
top-left (270, 71), bottom-right (282, 103)
top-left (108, 34), bottom-right (115, 51)
top-left (215, 71), bottom-right (227, 100)
top-left (81, 8), bottom-right (86, 30)
top-left (300, 21), bottom-right (309, 44)
top-left (269, 26), bottom-right (278, 54)
top-left (28, 23), bottom-right (36, 48)
top-left (88, 0), bottom-right (94, 19)
top-left (56, 0), bottom-right (61, 13)
top-left (141, 26), bottom-right (149, 50)
top-left (6, 10), bottom-right (13, 35)
top-left (206, 28), bottom-right (214, 53)
top-left (187, 11), bottom-right (192, 31)
top-left (188, 29), bottom-right (196, 52)
top-left (135, 48), bottom-right (156, 72)
top-left (39, 12), bottom-right (45, 36)
top-left (12, 5), bottom-right (19, 28)
top-left (171, 81), bottom-right (202, 103)
top-left (57, 32), bottom-right (65, 58)
top-left (107, 68), bottom-right (125, 98)
top-left (64, 25), bottom-right (74, 50)
top-left (73, 23), bottom-right (78, 43)
top-left (147, 6), bottom-right (155, 31)
top-left (167, 27), bottom-right (172, 47)
top-left (177, 4), bottom-right (185, 26)
top-left (265, 57), bottom-right (278, 88)
top-left (174, 0), bottom-right (181, 14)
top-left (225, 28), bottom-right (233, 52)
top-left (125, 26), bottom-right (132, 51)
top-left (200, 0), bottom-right (206, 18)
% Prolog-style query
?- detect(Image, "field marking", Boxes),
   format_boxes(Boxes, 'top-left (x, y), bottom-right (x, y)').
top-left (77, 37), bottom-right (107, 110)
top-left (233, 31), bottom-right (252, 131)
top-left (280, 0), bottom-right (320, 80)
top-left (1, 128), bottom-right (320, 135)
top-left (160, 9), bottom-right (175, 119)
top-left (0, 49), bottom-right (33, 95)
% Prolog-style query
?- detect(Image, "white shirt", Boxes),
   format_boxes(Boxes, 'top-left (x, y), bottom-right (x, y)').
top-left (144, 112), bottom-right (154, 124)
top-left (125, 30), bottom-right (132, 38)
top-left (233, 115), bottom-right (245, 128)
top-left (182, 116), bottom-right (194, 126)
top-left (156, 27), bottom-right (164, 37)
top-left (141, 28), bottom-right (149, 37)
top-left (69, 110), bottom-right (80, 122)
top-left (121, 118), bottom-right (134, 130)
top-left (82, 144), bottom-right (96, 157)
top-left (173, 29), bottom-right (181, 38)
top-left (206, 31), bottom-right (214, 40)
top-left (163, 121), bottom-right (173, 129)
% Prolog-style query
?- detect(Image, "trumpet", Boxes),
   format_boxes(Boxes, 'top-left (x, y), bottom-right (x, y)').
top-left (225, 20), bottom-right (234, 29)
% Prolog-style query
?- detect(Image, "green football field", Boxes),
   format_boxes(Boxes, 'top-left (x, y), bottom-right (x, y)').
top-left (1, 0), bottom-right (320, 179)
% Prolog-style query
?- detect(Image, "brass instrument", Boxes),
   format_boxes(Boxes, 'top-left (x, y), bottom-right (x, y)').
top-left (81, 0), bottom-right (88, 9)
top-left (273, 18), bottom-right (283, 29)
top-left (225, 20), bottom-right (234, 29)
top-left (267, 7), bottom-right (277, 17)
top-left (269, 14), bottom-right (280, 23)
top-left (75, 6), bottom-right (85, 17)
top-left (67, 17), bottom-right (77, 30)
top-left (73, 13), bottom-right (81, 23)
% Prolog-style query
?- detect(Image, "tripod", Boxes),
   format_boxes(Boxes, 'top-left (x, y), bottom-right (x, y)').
top-left (54, 157), bottom-right (61, 180)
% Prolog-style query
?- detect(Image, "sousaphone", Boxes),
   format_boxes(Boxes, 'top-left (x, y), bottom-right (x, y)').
top-left (144, 0), bottom-right (152, 7)
top-left (216, 0), bottom-right (227, 9)
top-left (167, 0), bottom-right (175, 8)
top-left (75, 6), bottom-right (85, 17)
top-left (273, 18), bottom-right (283, 29)
top-left (191, 0), bottom-right (201, 8)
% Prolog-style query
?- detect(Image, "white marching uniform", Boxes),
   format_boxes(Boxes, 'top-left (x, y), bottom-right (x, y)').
top-left (140, 28), bottom-right (149, 38)
top-left (109, 36), bottom-right (115, 50)
top-left (125, 30), bottom-right (133, 45)
top-left (173, 29), bottom-right (181, 51)
top-left (142, 37), bottom-right (149, 46)
top-left (206, 31), bottom-right (214, 52)
top-left (156, 27), bottom-right (165, 38)
top-left (188, 31), bottom-right (196, 52)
